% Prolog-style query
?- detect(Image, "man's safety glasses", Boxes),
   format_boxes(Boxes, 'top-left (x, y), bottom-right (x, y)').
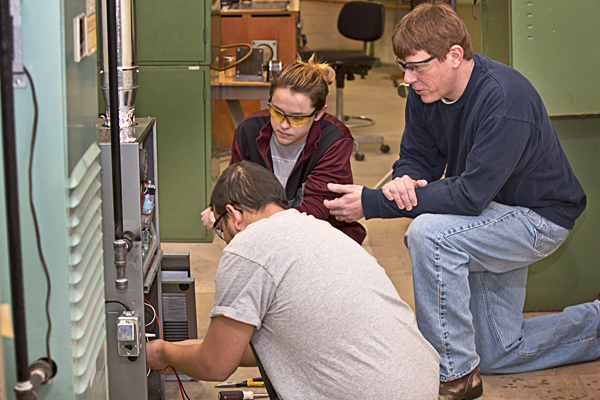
top-left (267, 100), bottom-right (318, 127)
top-left (213, 206), bottom-right (243, 241)
top-left (395, 55), bottom-right (436, 73)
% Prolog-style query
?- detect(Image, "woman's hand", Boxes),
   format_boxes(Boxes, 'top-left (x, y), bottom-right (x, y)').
top-left (201, 207), bottom-right (216, 230)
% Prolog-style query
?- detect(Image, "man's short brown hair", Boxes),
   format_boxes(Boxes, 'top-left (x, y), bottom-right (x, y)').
top-left (392, 1), bottom-right (473, 62)
top-left (210, 161), bottom-right (289, 216)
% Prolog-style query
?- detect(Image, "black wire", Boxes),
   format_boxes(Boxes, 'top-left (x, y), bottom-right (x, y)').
top-left (105, 299), bottom-right (131, 312)
top-left (180, 380), bottom-right (191, 400)
top-left (170, 366), bottom-right (191, 400)
top-left (24, 67), bottom-right (52, 362)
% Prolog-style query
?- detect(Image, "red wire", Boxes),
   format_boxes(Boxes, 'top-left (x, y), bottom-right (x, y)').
top-left (169, 365), bottom-right (185, 400)
top-left (144, 299), bottom-right (161, 339)
top-left (155, 313), bottom-right (161, 339)
top-left (147, 302), bottom-right (186, 399)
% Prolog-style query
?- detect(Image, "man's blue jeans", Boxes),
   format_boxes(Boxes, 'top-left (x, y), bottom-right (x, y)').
top-left (405, 202), bottom-right (600, 381)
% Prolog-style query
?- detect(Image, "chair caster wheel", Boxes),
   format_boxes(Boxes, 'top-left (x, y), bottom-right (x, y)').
top-left (355, 153), bottom-right (365, 161)
top-left (380, 144), bottom-right (390, 153)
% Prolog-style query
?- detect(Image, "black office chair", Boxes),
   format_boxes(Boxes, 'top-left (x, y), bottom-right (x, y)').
top-left (301, 1), bottom-right (389, 161)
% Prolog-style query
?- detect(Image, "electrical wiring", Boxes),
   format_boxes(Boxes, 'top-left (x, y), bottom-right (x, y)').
top-left (24, 66), bottom-right (53, 362)
top-left (144, 301), bottom-right (156, 326)
top-left (169, 365), bottom-right (191, 400)
top-left (105, 299), bottom-right (131, 312)
top-left (146, 331), bottom-right (152, 377)
top-left (144, 299), bottom-right (160, 338)
top-left (211, 43), bottom-right (253, 71)
top-left (145, 301), bottom-right (190, 400)
top-left (141, 302), bottom-right (191, 399)
top-left (145, 299), bottom-right (158, 378)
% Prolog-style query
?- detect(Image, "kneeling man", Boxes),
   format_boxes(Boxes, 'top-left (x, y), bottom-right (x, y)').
top-left (146, 160), bottom-right (440, 399)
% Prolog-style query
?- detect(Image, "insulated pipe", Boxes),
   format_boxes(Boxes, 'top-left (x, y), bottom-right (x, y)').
top-left (106, 0), bottom-right (123, 241)
top-left (105, 0), bottom-right (128, 289)
top-left (0, 0), bottom-right (30, 386)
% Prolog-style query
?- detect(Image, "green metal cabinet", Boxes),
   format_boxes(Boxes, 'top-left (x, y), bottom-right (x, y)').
top-left (1, 0), bottom-right (108, 398)
top-left (129, 0), bottom-right (215, 242)
top-left (456, 0), bottom-right (482, 54)
top-left (481, 0), bottom-right (600, 310)
top-left (136, 0), bottom-right (211, 64)
top-left (530, 116), bottom-right (600, 310)
top-left (134, 66), bottom-right (212, 242)
top-left (482, 0), bottom-right (600, 116)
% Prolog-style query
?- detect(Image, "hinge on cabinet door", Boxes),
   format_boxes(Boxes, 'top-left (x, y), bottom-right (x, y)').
top-left (204, 29), bottom-right (207, 43)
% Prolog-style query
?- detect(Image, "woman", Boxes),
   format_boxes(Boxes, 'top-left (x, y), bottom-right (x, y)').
top-left (202, 54), bottom-right (366, 244)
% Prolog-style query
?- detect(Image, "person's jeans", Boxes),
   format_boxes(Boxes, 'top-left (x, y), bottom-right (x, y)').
top-left (405, 202), bottom-right (600, 381)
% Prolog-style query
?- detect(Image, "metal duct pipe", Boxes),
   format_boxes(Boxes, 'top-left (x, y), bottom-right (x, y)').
top-left (104, 0), bottom-right (129, 289)
top-left (0, 0), bottom-right (30, 386)
top-left (99, 0), bottom-right (138, 128)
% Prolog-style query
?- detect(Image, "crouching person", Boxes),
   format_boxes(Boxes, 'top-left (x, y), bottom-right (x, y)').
top-left (146, 160), bottom-right (440, 399)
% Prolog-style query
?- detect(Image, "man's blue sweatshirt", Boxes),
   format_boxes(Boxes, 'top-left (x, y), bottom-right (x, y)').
top-left (362, 54), bottom-right (585, 229)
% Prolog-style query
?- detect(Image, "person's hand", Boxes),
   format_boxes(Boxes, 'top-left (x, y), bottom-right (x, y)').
top-left (324, 184), bottom-right (365, 223)
top-left (201, 207), bottom-right (216, 231)
top-left (381, 175), bottom-right (428, 211)
top-left (146, 340), bottom-right (170, 374)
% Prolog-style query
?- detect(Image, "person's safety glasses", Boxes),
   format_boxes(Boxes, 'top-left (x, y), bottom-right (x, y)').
top-left (213, 206), bottom-right (243, 241)
top-left (395, 55), bottom-right (436, 73)
top-left (267, 100), bottom-right (318, 127)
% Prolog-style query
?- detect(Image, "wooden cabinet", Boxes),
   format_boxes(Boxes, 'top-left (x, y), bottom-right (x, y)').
top-left (220, 10), bottom-right (300, 66)
top-left (218, 10), bottom-right (300, 150)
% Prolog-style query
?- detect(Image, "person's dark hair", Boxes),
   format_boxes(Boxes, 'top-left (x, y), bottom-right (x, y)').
top-left (210, 161), bottom-right (290, 216)
top-left (269, 53), bottom-right (335, 111)
top-left (392, 1), bottom-right (473, 62)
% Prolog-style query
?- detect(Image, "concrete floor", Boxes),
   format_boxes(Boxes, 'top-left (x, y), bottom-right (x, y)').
top-left (160, 65), bottom-right (600, 399)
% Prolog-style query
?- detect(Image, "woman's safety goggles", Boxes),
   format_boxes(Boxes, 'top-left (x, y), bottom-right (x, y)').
top-left (267, 100), bottom-right (318, 127)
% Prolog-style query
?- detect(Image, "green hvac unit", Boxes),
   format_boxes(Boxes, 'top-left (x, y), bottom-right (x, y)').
top-left (481, 0), bottom-right (600, 311)
top-left (0, 0), bottom-right (108, 399)
top-left (133, 0), bottom-right (215, 242)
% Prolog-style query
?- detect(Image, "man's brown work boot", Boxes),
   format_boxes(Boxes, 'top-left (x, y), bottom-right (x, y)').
top-left (438, 366), bottom-right (483, 400)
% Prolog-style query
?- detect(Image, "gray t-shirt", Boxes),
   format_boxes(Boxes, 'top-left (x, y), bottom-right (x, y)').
top-left (270, 134), bottom-right (305, 189)
top-left (211, 209), bottom-right (440, 399)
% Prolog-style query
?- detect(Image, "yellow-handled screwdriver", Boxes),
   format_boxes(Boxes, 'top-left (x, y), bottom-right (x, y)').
top-left (215, 378), bottom-right (265, 388)
top-left (218, 390), bottom-right (269, 399)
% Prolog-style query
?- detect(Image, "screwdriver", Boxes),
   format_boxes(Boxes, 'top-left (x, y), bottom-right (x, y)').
top-left (216, 378), bottom-right (265, 388)
top-left (218, 390), bottom-right (269, 399)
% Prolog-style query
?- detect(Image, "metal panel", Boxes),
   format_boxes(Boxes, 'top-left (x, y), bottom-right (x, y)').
top-left (0, 0), bottom-right (109, 398)
top-left (162, 278), bottom-right (198, 342)
top-left (481, 0), bottom-right (511, 66)
top-left (66, 144), bottom-right (106, 396)
top-left (136, 0), bottom-right (209, 64)
top-left (510, 0), bottom-right (600, 116)
top-left (100, 119), bottom-right (164, 399)
top-left (524, 115), bottom-right (600, 311)
top-left (456, 0), bottom-right (481, 54)
top-left (104, 247), bottom-right (150, 400)
top-left (481, 0), bottom-right (600, 311)
top-left (160, 255), bottom-right (196, 383)
top-left (135, 66), bottom-right (212, 242)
